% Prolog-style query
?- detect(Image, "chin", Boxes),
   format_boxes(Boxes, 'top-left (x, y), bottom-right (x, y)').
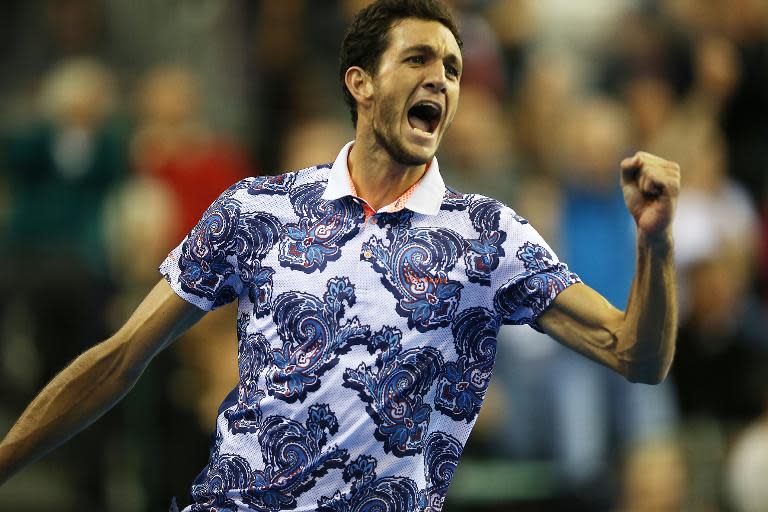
top-left (414, 149), bottom-right (436, 165)
top-left (375, 129), bottom-right (434, 167)
top-left (398, 146), bottom-right (434, 167)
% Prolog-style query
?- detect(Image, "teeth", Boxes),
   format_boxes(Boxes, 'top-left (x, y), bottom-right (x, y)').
top-left (415, 101), bottom-right (441, 113)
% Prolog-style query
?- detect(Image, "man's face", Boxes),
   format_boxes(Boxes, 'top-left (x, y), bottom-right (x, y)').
top-left (368, 18), bottom-right (462, 166)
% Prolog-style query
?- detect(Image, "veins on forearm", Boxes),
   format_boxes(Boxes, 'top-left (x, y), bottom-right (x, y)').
top-left (616, 234), bottom-right (677, 374)
top-left (9, 339), bottom-right (132, 444)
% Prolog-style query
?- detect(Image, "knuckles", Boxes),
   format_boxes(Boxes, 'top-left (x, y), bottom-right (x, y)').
top-left (633, 151), bottom-right (680, 169)
top-left (630, 152), bottom-right (681, 180)
top-left (623, 151), bottom-right (681, 198)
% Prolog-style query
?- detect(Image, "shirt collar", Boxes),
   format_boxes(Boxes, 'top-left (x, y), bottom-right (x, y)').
top-left (320, 140), bottom-right (446, 216)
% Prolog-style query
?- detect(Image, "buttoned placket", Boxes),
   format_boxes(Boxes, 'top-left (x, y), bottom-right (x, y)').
top-left (350, 198), bottom-right (376, 293)
top-left (337, 148), bottom-right (426, 293)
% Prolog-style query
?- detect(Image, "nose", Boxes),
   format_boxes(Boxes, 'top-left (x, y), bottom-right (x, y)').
top-left (423, 61), bottom-right (447, 94)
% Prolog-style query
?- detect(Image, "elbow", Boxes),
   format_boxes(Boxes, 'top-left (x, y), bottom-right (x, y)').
top-left (623, 358), bottom-right (672, 385)
top-left (619, 333), bottom-right (676, 385)
top-left (626, 370), bottom-right (667, 385)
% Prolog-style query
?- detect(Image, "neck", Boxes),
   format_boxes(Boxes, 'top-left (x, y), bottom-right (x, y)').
top-left (347, 130), bottom-right (428, 211)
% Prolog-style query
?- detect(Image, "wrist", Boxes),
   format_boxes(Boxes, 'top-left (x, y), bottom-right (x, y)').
top-left (638, 229), bottom-right (673, 254)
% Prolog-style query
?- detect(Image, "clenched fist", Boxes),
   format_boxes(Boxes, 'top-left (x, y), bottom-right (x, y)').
top-left (620, 151), bottom-right (681, 242)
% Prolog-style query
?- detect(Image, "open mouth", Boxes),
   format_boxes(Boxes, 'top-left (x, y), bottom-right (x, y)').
top-left (407, 101), bottom-right (442, 136)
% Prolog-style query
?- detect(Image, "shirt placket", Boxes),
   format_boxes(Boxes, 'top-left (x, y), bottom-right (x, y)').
top-left (355, 200), bottom-right (379, 292)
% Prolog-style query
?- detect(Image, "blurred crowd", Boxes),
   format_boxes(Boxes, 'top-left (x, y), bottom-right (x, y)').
top-left (1, 1), bottom-right (767, 511)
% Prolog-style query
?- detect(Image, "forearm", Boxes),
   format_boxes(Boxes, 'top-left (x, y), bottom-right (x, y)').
top-left (539, 151), bottom-right (680, 381)
top-left (0, 334), bottom-right (141, 485)
top-left (0, 280), bottom-right (203, 486)
top-left (616, 230), bottom-right (677, 383)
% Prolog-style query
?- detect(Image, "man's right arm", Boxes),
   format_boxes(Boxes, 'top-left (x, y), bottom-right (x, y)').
top-left (0, 278), bottom-right (205, 486)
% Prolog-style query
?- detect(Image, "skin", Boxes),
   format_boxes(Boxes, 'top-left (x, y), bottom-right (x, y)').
top-left (0, 281), bottom-right (204, 485)
top-left (346, 18), bottom-right (462, 210)
top-left (0, 16), bottom-right (680, 488)
top-left (538, 152), bottom-right (679, 384)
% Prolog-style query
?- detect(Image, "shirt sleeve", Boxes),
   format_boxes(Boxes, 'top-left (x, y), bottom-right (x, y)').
top-left (493, 208), bottom-right (581, 331)
top-left (159, 180), bottom-right (249, 311)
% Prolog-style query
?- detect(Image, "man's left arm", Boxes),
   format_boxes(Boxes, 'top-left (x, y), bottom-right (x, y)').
top-left (538, 151), bottom-right (681, 384)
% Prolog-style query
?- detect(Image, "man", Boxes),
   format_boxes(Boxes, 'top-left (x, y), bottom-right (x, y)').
top-left (0, 1), bottom-right (680, 510)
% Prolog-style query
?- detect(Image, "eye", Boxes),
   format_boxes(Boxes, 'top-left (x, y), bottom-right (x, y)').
top-left (406, 55), bottom-right (425, 65)
top-left (445, 64), bottom-right (460, 78)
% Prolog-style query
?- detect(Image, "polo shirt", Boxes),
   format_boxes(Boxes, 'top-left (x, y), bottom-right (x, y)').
top-left (160, 141), bottom-right (580, 512)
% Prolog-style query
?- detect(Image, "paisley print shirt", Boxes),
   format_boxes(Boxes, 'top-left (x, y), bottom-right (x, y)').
top-left (160, 141), bottom-right (580, 512)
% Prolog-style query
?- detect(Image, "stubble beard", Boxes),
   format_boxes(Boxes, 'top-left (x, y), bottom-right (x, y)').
top-left (372, 99), bottom-right (432, 167)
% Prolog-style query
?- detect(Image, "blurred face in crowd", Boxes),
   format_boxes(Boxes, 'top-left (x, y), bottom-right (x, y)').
top-left (365, 18), bottom-right (462, 166)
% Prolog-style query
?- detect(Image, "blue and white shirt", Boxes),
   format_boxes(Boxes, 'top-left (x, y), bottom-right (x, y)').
top-left (160, 142), bottom-right (580, 512)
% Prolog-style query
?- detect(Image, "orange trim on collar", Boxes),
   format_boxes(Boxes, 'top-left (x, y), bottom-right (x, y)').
top-left (346, 167), bottom-right (423, 217)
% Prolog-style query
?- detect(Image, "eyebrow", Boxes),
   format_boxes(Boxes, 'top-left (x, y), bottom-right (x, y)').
top-left (402, 44), bottom-right (463, 69)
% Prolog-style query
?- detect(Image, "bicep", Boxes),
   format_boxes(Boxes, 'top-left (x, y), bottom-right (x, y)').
top-left (112, 278), bottom-right (206, 376)
top-left (536, 282), bottom-right (626, 373)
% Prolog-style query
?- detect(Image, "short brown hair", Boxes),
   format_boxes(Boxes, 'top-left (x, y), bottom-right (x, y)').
top-left (339, 0), bottom-right (463, 127)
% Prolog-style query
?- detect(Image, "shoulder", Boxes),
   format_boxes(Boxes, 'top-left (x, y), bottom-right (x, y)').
top-left (225, 163), bottom-right (332, 207)
top-left (439, 188), bottom-right (531, 231)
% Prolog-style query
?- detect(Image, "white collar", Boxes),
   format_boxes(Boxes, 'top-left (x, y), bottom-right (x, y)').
top-left (320, 141), bottom-right (446, 216)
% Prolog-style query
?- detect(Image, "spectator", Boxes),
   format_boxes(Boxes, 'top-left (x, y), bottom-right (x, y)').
top-left (132, 65), bottom-right (253, 243)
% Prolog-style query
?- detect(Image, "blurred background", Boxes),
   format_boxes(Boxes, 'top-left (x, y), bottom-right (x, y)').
top-left (1, 0), bottom-right (767, 511)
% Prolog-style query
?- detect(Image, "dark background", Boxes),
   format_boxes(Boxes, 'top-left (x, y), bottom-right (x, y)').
top-left (1, 1), bottom-right (768, 511)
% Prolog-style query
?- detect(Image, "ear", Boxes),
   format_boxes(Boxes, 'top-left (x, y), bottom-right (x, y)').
top-left (345, 66), bottom-right (374, 106)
